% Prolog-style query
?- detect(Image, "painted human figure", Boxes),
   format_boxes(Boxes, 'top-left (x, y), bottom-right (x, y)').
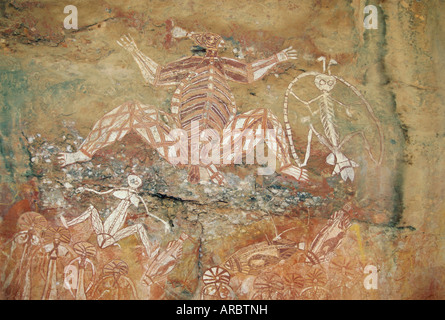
top-left (41, 227), bottom-right (72, 300)
top-left (58, 28), bottom-right (308, 185)
top-left (2, 212), bottom-right (47, 300)
top-left (63, 241), bottom-right (96, 300)
top-left (60, 175), bottom-right (169, 256)
top-left (284, 57), bottom-right (383, 182)
top-left (91, 259), bottom-right (138, 300)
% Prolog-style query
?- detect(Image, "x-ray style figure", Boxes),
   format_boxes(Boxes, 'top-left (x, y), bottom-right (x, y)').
top-left (60, 175), bottom-right (170, 255)
top-left (283, 57), bottom-right (384, 181)
top-left (58, 27), bottom-right (308, 185)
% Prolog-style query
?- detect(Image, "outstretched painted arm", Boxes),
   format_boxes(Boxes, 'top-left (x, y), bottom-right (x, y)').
top-left (118, 34), bottom-right (201, 87)
top-left (222, 47), bottom-right (297, 83)
top-left (76, 187), bottom-right (115, 195)
top-left (117, 35), bottom-right (159, 85)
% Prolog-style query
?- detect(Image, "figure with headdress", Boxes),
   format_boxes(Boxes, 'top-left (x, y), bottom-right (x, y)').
top-left (58, 27), bottom-right (308, 185)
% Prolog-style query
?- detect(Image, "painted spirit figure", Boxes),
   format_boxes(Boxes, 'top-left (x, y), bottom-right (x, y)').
top-left (63, 241), bottom-right (97, 300)
top-left (91, 259), bottom-right (138, 300)
top-left (2, 212), bottom-right (47, 300)
top-left (58, 28), bottom-right (308, 185)
top-left (283, 57), bottom-right (384, 181)
top-left (41, 227), bottom-right (72, 300)
top-left (60, 175), bottom-right (169, 255)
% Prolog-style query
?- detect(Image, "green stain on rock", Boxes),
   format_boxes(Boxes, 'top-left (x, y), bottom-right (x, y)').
top-left (0, 68), bottom-right (30, 184)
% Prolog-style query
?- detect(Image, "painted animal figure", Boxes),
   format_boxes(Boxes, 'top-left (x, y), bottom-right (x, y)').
top-left (58, 28), bottom-right (308, 185)
top-left (222, 217), bottom-right (306, 275)
top-left (222, 238), bottom-right (303, 275)
top-left (141, 232), bottom-right (189, 289)
top-left (306, 202), bottom-right (354, 264)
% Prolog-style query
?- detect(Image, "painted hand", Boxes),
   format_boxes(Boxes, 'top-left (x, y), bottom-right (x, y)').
top-left (277, 46), bottom-right (298, 62)
top-left (117, 34), bottom-right (138, 53)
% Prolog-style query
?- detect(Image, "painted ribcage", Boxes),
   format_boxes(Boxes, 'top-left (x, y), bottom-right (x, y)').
top-left (319, 94), bottom-right (339, 148)
top-left (171, 64), bottom-right (236, 138)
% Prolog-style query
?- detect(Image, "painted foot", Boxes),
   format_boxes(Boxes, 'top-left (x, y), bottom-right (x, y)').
top-left (279, 165), bottom-right (309, 182)
top-left (57, 151), bottom-right (91, 167)
top-left (59, 215), bottom-right (69, 229)
top-left (327, 152), bottom-right (359, 182)
top-left (338, 166), bottom-right (356, 182)
top-left (333, 159), bottom-right (359, 182)
top-left (206, 165), bottom-right (227, 186)
top-left (210, 171), bottom-right (227, 186)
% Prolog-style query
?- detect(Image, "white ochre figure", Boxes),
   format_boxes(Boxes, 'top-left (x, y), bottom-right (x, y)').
top-left (58, 28), bottom-right (308, 185)
top-left (60, 175), bottom-right (170, 255)
top-left (284, 56), bottom-right (384, 182)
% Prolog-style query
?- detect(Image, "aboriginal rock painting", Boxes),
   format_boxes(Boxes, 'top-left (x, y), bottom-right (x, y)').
top-left (1, 1), bottom-right (445, 300)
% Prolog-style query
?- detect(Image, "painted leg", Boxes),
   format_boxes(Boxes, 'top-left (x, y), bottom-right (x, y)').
top-left (58, 101), bottom-right (180, 167)
top-left (131, 103), bottom-right (182, 163)
top-left (41, 259), bottom-right (58, 300)
top-left (309, 124), bottom-right (359, 181)
top-left (223, 108), bottom-right (308, 182)
top-left (75, 267), bottom-right (86, 300)
top-left (112, 224), bottom-right (153, 256)
top-left (58, 101), bottom-right (134, 166)
top-left (60, 206), bottom-right (112, 249)
top-left (61, 206), bottom-right (103, 234)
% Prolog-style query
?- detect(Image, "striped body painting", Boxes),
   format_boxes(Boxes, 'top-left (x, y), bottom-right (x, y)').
top-left (58, 29), bottom-right (308, 185)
